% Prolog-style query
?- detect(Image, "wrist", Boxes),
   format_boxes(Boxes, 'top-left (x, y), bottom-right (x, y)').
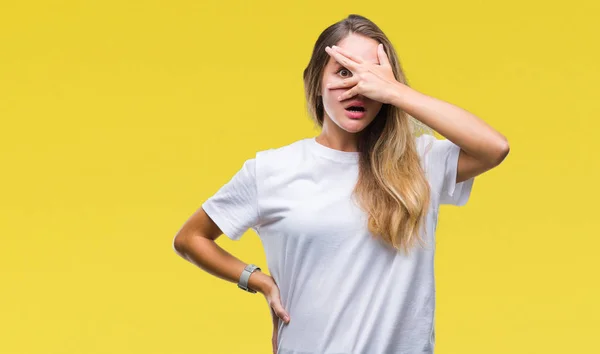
top-left (389, 81), bottom-right (413, 108)
top-left (248, 270), bottom-right (272, 294)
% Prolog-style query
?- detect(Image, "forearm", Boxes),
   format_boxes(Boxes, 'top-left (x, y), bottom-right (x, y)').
top-left (174, 234), bottom-right (271, 293)
top-left (390, 82), bottom-right (509, 164)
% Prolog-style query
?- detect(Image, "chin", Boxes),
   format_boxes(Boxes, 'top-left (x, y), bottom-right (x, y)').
top-left (345, 123), bottom-right (368, 133)
top-left (335, 115), bottom-right (375, 133)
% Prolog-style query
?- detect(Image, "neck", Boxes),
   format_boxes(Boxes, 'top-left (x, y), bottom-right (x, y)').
top-left (316, 116), bottom-right (361, 152)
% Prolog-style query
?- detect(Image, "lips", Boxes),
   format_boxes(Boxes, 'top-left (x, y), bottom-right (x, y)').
top-left (343, 100), bottom-right (365, 110)
top-left (344, 110), bottom-right (366, 119)
top-left (344, 101), bottom-right (366, 117)
top-left (342, 99), bottom-right (366, 119)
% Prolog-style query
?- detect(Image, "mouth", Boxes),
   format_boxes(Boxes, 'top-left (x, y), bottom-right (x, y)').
top-left (345, 106), bottom-right (365, 112)
top-left (344, 106), bottom-right (366, 119)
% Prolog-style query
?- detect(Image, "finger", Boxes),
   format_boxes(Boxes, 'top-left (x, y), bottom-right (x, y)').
top-left (270, 307), bottom-right (279, 327)
top-left (338, 84), bottom-right (359, 101)
top-left (331, 45), bottom-right (364, 64)
top-left (377, 43), bottom-right (391, 67)
top-left (325, 46), bottom-right (358, 71)
top-left (271, 307), bottom-right (279, 354)
top-left (326, 76), bottom-right (359, 90)
top-left (271, 301), bottom-right (290, 323)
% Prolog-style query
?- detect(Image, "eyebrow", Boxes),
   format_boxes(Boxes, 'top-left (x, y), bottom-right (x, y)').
top-left (332, 62), bottom-right (347, 70)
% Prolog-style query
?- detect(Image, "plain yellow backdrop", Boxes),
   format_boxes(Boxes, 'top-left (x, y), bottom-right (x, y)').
top-left (1, 1), bottom-right (598, 353)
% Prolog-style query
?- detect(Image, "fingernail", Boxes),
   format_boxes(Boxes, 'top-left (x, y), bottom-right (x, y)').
top-left (332, 45), bottom-right (338, 49)
top-left (284, 315), bottom-right (290, 321)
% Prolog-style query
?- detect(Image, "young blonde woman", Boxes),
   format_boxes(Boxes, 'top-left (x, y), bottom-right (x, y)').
top-left (173, 14), bottom-right (509, 354)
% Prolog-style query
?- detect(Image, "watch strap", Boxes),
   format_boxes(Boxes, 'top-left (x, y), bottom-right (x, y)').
top-left (238, 264), bottom-right (261, 293)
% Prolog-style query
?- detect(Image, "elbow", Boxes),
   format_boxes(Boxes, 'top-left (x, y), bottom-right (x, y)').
top-left (172, 233), bottom-right (188, 256)
top-left (491, 137), bottom-right (510, 166)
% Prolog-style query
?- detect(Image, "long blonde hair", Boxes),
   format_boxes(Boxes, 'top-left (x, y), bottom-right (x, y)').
top-left (303, 14), bottom-right (434, 255)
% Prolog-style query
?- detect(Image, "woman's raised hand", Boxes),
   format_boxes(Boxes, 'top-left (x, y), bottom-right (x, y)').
top-left (324, 44), bottom-right (402, 104)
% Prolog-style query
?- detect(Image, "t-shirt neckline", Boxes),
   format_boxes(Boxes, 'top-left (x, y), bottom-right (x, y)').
top-left (306, 137), bottom-right (360, 163)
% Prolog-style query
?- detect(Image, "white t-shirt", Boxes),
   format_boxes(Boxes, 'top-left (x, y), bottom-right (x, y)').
top-left (202, 135), bottom-right (474, 354)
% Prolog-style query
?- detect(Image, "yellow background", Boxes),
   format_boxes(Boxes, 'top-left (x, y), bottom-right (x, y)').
top-left (1, 1), bottom-right (598, 353)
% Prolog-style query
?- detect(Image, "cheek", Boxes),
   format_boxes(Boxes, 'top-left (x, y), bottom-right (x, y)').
top-left (322, 88), bottom-right (343, 108)
top-left (327, 88), bottom-right (350, 101)
top-left (370, 103), bottom-right (384, 115)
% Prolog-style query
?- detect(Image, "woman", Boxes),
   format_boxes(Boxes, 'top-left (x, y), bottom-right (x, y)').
top-left (173, 14), bottom-right (509, 354)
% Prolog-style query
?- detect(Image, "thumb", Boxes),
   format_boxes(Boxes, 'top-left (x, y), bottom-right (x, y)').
top-left (271, 298), bottom-right (290, 323)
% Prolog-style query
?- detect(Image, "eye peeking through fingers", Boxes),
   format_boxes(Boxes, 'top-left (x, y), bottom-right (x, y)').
top-left (336, 68), bottom-right (352, 78)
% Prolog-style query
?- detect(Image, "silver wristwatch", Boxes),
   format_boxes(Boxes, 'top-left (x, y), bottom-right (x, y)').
top-left (238, 264), bottom-right (262, 293)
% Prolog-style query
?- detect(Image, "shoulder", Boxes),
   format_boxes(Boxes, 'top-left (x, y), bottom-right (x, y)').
top-left (415, 132), bottom-right (447, 150)
top-left (256, 138), bottom-right (306, 160)
top-left (256, 138), bottom-right (308, 162)
top-left (414, 133), bottom-right (437, 164)
top-left (254, 138), bottom-right (309, 176)
top-left (414, 133), bottom-right (456, 161)
top-left (414, 133), bottom-right (461, 182)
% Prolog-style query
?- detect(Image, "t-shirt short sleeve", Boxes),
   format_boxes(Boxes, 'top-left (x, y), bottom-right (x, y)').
top-left (416, 134), bottom-right (474, 206)
top-left (201, 158), bottom-right (260, 240)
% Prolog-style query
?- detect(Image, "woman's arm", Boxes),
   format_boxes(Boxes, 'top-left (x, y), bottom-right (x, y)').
top-left (323, 45), bottom-right (509, 182)
top-left (172, 207), bottom-right (291, 343)
top-left (390, 84), bottom-right (510, 183)
top-left (172, 207), bottom-right (272, 293)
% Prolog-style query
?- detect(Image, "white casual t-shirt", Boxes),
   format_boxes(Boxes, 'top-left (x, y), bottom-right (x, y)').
top-left (201, 135), bottom-right (474, 354)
